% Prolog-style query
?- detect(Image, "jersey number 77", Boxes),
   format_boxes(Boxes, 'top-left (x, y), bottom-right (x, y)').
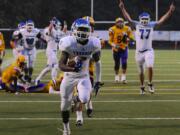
top-left (139, 29), bottom-right (151, 39)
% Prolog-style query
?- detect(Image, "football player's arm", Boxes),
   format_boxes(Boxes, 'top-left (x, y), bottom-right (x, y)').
top-left (37, 32), bottom-right (47, 44)
top-left (62, 21), bottom-right (68, 33)
top-left (11, 33), bottom-right (22, 41)
top-left (59, 51), bottom-right (75, 72)
top-left (127, 27), bottom-right (134, 41)
top-left (119, 0), bottom-right (133, 23)
top-left (108, 29), bottom-right (116, 47)
top-left (0, 33), bottom-right (5, 47)
top-left (10, 40), bottom-right (16, 48)
top-left (156, 3), bottom-right (175, 26)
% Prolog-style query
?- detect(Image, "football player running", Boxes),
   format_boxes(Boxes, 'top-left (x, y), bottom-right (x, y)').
top-left (12, 20), bottom-right (45, 83)
top-left (35, 17), bottom-right (67, 85)
top-left (0, 32), bottom-right (5, 79)
top-left (10, 22), bottom-right (26, 58)
top-left (119, 0), bottom-right (175, 94)
top-left (58, 18), bottom-right (101, 135)
top-left (109, 17), bottom-right (134, 83)
top-left (73, 16), bottom-right (104, 119)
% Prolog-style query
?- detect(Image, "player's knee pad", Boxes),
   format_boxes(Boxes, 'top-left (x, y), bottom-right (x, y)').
top-left (61, 111), bottom-right (70, 124)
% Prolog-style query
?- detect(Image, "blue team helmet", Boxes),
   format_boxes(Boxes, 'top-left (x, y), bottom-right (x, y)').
top-left (72, 18), bottom-right (91, 43)
top-left (18, 22), bottom-right (26, 29)
top-left (139, 12), bottom-right (151, 25)
top-left (26, 19), bottom-right (35, 31)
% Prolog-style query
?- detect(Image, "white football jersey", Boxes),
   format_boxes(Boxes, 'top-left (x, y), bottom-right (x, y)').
top-left (19, 28), bottom-right (40, 49)
top-left (44, 27), bottom-right (66, 51)
top-left (133, 21), bottom-right (157, 51)
top-left (59, 35), bottom-right (101, 77)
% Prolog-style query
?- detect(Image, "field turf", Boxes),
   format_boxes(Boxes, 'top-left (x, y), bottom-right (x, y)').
top-left (0, 49), bottom-right (180, 135)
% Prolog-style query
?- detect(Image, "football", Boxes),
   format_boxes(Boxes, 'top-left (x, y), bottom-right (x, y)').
top-left (67, 59), bottom-right (76, 67)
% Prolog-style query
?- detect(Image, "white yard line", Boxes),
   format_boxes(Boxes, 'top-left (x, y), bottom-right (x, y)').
top-left (0, 117), bottom-right (180, 121)
top-left (101, 89), bottom-right (180, 91)
top-left (1, 100), bottom-right (180, 103)
top-left (39, 79), bottom-right (180, 83)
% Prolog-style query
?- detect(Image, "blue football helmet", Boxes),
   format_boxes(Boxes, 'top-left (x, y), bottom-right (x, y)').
top-left (18, 22), bottom-right (26, 29)
top-left (72, 18), bottom-right (91, 43)
top-left (26, 19), bottom-right (35, 31)
top-left (139, 12), bottom-right (150, 25)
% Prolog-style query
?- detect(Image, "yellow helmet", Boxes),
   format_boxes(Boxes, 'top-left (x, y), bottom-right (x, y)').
top-left (115, 17), bottom-right (124, 23)
top-left (16, 55), bottom-right (26, 64)
top-left (83, 16), bottom-right (95, 26)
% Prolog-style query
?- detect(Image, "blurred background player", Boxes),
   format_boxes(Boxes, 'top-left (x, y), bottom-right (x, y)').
top-left (12, 19), bottom-right (45, 83)
top-left (108, 17), bottom-right (134, 83)
top-left (119, 0), bottom-right (175, 94)
top-left (10, 22), bottom-right (26, 58)
top-left (35, 17), bottom-right (67, 85)
top-left (59, 18), bottom-right (101, 135)
top-left (1, 55), bottom-right (26, 93)
top-left (0, 32), bottom-right (5, 80)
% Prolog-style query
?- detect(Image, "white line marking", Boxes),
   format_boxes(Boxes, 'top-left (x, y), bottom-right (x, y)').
top-left (0, 100), bottom-right (180, 103)
top-left (101, 89), bottom-right (180, 91)
top-left (0, 117), bottom-right (180, 120)
top-left (38, 79), bottom-right (180, 82)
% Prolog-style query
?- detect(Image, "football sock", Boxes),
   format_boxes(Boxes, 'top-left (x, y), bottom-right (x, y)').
top-left (36, 66), bottom-right (51, 81)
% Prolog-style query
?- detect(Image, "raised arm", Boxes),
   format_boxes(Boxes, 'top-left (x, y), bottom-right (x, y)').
top-left (157, 3), bottom-right (175, 26)
top-left (119, 0), bottom-right (133, 22)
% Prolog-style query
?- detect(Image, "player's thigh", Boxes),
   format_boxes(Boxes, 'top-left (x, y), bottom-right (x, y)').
top-left (120, 48), bottom-right (128, 64)
top-left (135, 52), bottom-right (145, 66)
top-left (60, 77), bottom-right (77, 101)
top-left (77, 77), bottom-right (92, 104)
top-left (46, 50), bottom-right (57, 66)
top-left (135, 52), bottom-right (146, 73)
top-left (145, 50), bottom-right (154, 68)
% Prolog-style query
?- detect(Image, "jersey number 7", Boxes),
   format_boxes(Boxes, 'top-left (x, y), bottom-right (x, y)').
top-left (139, 29), bottom-right (151, 39)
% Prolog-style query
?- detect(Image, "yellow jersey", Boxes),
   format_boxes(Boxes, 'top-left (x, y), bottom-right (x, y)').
top-left (109, 25), bottom-right (133, 51)
top-left (2, 63), bottom-right (22, 84)
top-left (43, 73), bottom-right (64, 93)
top-left (0, 32), bottom-right (5, 51)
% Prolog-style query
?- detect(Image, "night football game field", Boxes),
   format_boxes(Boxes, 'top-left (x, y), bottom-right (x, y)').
top-left (0, 49), bottom-right (180, 135)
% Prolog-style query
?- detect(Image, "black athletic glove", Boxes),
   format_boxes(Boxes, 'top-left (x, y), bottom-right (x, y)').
top-left (94, 82), bottom-right (104, 97)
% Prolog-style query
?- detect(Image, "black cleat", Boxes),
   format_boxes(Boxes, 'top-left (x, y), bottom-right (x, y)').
top-left (140, 86), bottom-right (146, 95)
top-left (76, 120), bottom-right (83, 127)
top-left (87, 109), bottom-right (93, 118)
top-left (148, 83), bottom-right (155, 94)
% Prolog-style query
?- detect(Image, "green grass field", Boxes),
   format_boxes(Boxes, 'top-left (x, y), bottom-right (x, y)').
top-left (0, 49), bottom-right (180, 135)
